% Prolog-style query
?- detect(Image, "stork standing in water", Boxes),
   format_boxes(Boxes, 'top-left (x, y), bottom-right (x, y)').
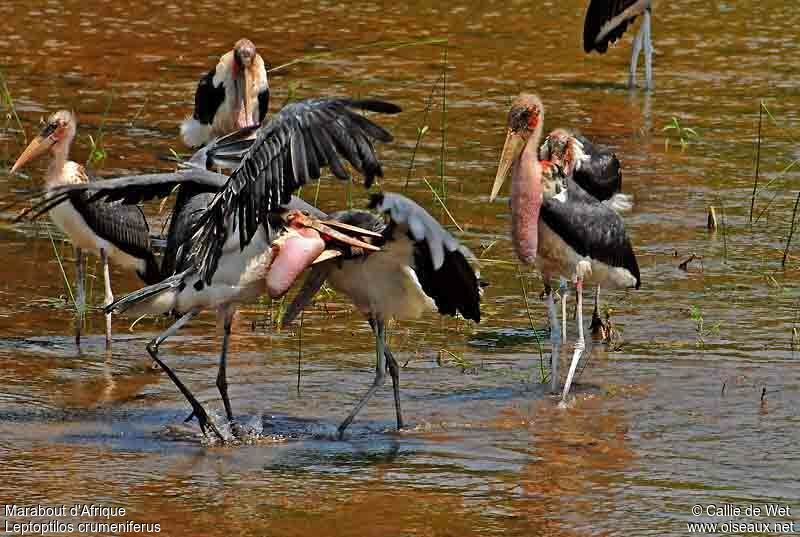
top-left (43, 99), bottom-right (400, 440)
top-left (282, 192), bottom-right (482, 438)
top-left (180, 38), bottom-right (269, 148)
top-left (9, 111), bottom-right (161, 346)
top-left (539, 127), bottom-right (631, 336)
top-left (584, 0), bottom-right (654, 89)
top-left (490, 94), bottom-right (640, 402)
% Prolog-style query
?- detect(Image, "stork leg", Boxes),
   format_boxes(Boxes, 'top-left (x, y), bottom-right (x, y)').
top-left (386, 350), bottom-right (404, 430)
top-left (146, 308), bottom-right (224, 441)
top-left (369, 318), bottom-right (404, 430)
top-left (590, 285), bottom-right (603, 335)
top-left (100, 248), bottom-right (113, 347)
top-left (559, 277), bottom-right (568, 344)
top-left (628, 19), bottom-right (645, 88)
top-left (545, 284), bottom-right (561, 393)
top-left (74, 248), bottom-right (85, 346)
top-left (643, 8), bottom-right (654, 90)
top-left (338, 319), bottom-right (387, 439)
top-left (561, 278), bottom-right (585, 403)
top-left (370, 319), bottom-right (403, 429)
top-left (216, 306), bottom-right (235, 422)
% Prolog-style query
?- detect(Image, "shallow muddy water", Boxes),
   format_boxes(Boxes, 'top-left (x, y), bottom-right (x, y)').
top-left (1, 0), bottom-right (799, 535)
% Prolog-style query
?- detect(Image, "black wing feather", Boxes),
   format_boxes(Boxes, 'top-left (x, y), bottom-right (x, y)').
top-left (584, 0), bottom-right (645, 54)
top-left (413, 241), bottom-right (481, 322)
top-left (572, 134), bottom-right (622, 201)
top-left (192, 98), bottom-right (400, 284)
top-left (193, 67), bottom-right (226, 125)
top-left (370, 193), bottom-right (481, 323)
top-left (540, 184), bottom-right (640, 288)
top-left (70, 193), bottom-right (161, 284)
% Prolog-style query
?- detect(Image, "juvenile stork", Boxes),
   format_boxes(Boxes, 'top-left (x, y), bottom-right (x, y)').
top-left (539, 127), bottom-right (631, 334)
top-left (282, 192), bottom-right (482, 438)
top-left (9, 110), bottom-right (160, 346)
top-left (180, 38), bottom-right (269, 148)
top-left (490, 94), bottom-right (640, 403)
top-left (583, 0), bottom-right (654, 89)
top-left (43, 99), bottom-right (400, 440)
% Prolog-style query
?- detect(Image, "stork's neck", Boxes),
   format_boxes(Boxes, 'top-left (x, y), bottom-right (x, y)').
top-left (510, 139), bottom-right (542, 265)
top-left (44, 142), bottom-right (69, 186)
top-left (45, 139), bottom-right (84, 189)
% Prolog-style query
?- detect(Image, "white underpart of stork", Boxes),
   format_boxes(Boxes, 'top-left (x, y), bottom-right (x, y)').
top-left (537, 220), bottom-right (638, 289)
top-left (44, 149), bottom-right (147, 275)
top-left (327, 235), bottom-right (437, 321)
top-left (123, 225), bottom-right (272, 317)
top-left (180, 50), bottom-right (268, 147)
top-left (180, 118), bottom-right (213, 149)
top-left (47, 197), bottom-right (146, 275)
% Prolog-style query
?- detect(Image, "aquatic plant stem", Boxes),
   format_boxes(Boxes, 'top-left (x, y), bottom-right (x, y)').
top-left (749, 101), bottom-right (763, 224)
top-left (782, 190), bottom-right (800, 268)
top-left (517, 267), bottom-right (546, 383)
top-left (439, 46), bottom-right (448, 204)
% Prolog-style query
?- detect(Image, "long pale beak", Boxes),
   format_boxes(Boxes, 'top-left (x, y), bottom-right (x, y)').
top-left (490, 130), bottom-right (526, 202)
top-left (312, 220), bottom-right (381, 252)
top-left (318, 219), bottom-right (383, 239)
top-left (10, 135), bottom-right (52, 174)
top-left (311, 249), bottom-right (342, 264)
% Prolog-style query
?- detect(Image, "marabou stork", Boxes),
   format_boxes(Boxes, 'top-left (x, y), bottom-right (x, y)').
top-left (282, 192), bottom-right (482, 438)
top-left (584, 0), bottom-right (654, 89)
top-left (180, 38), bottom-right (269, 148)
top-left (490, 94), bottom-right (640, 403)
top-left (40, 98), bottom-right (400, 440)
top-left (9, 110), bottom-right (160, 346)
top-left (538, 127), bottom-right (631, 336)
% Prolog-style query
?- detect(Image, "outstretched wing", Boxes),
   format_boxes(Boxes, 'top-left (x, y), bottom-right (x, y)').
top-left (17, 128), bottom-right (258, 219)
top-left (192, 97), bottom-right (401, 284)
top-left (370, 192), bottom-right (482, 323)
top-left (584, 0), bottom-right (648, 53)
top-left (17, 167), bottom-right (228, 221)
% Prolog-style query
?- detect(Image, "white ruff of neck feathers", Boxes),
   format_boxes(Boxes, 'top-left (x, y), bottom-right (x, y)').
top-left (570, 138), bottom-right (590, 170)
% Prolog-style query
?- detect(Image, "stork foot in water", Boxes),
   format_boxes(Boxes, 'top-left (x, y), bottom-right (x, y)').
top-left (145, 309), bottom-right (225, 442)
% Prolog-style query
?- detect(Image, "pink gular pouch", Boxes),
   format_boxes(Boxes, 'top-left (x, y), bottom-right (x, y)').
top-left (265, 227), bottom-right (326, 298)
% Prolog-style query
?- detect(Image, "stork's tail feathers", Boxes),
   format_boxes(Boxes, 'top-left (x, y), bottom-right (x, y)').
top-left (105, 269), bottom-right (190, 315)
top-left (603, 192), bottom-right (633, 213)
top-left (180, 117), bottom-right (213, 149)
